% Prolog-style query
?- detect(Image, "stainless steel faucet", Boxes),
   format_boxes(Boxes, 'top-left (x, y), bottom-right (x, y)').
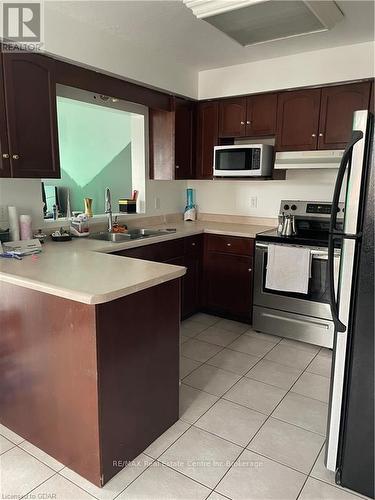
top-left (104, 187), bottom-right (113, 233)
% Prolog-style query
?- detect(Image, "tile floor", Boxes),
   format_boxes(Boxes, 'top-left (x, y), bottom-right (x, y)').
top-left (0, 313), bottom-right (367, 500)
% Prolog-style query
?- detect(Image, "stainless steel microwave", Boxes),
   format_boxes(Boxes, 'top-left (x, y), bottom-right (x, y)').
top-left (213, 144), bottom-right (273, 177)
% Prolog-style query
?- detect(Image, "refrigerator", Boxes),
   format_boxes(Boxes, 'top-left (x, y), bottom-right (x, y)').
top-left (325, 109), bottom-right (374, 499)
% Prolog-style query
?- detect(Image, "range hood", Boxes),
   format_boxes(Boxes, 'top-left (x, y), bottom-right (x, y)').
top-left (274, 150), bottom-right (344, 170)
top-left (183, 0), bottom-right (344, 46)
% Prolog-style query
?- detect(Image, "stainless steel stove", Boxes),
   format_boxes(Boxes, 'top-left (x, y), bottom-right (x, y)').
top-left (253, 200), bottom-right (344, 348)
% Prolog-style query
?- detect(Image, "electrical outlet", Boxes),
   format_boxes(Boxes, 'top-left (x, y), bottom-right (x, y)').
top-left (250, 196), bottom-right (258, 209)
top-left (154, 197), bottom-right (161, 210)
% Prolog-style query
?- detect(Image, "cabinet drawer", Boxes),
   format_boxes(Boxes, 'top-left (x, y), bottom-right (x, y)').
top-left (114, 237), bottom-right (184, 263)
top-left (184, 235), bottom-right (203, 255)
top-left (205, 234), bottom-right (254, 256)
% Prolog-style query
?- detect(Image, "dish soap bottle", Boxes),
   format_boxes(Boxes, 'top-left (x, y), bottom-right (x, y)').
top-left (184, 188), bottom-right (197, 222)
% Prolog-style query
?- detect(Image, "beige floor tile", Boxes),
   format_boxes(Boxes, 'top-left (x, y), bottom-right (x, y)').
top-left (306, 354), bottom-right (332, 378)
top-left (181, 320), bottom-right (208, 337)
top-left (179, 384), bottom-right (218, 423)
top-left (299, 477), bottom-right (362, 500)
top-left (0, 423), bottom-right (24, 444)
top-left (207, 492), bottom-right (230, 500)
top-left (181, 335), bottom-right (190, 344)
top-left (265, 345), bottom-right (316, 370)
top-left (195, 399), bottom-right (266, 447)
top-left (216, 449), bottom-right (306, 500)
top-left (60, 453), bottom-right (153, 500)
top-left (144, 420), bottom-right (190, 459)
top-left (0, 447), bottom-right (55, 499)
top-left (310, 445), bottom-right (336, 485)
top-left (215, 318), bottom-right (250, 334)
top-left (0, 435), bottom-right (15, 455)
top-left (181, 339), bottom-right (222, 362)
top-left (189, 313), bottom-right (221, 326)
top-left (183, 364), bottom-right (241, 397)
top-left (159, 426), bottom-right (242, 489)
top-left (319, 347), bottom-right (333, 358)
top-left (208, 348), bottom-right (260, 375)
top-left (117, 461), bottom-right (210, 499)
top-left (272, 393), bottom-right (328, 435)
top-left (246, 329), bottom-right (282, 343)
top-left (225, 378), bottom-right (287, 415)
top-left (248, 417), bottom-right (325, 474)
top-left (279, 338), bottom-right (320, 354)
top-left (196, 325), bottom-right (242, 347)
top-left (291, 372), bottom-right (330, 403)
top-left (180, 356), bottom-right (201, 378)
top-left (245, 359), bottom-right (302, 390)
top-left (19, 440), bottom-right (64, 471)
top-left (228, 334), bottom-right (276, 357)
top-left (31, 474), bottom-right (96, 499)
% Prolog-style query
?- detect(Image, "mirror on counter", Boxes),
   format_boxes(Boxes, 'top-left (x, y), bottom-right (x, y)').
top-left (42, 85), bottom-right (147, 219)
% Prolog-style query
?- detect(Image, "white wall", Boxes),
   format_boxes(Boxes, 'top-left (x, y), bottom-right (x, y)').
top-left (198, 42), bottom-right (375, 99)
top-left (189, 170), bottom-right (339, 218)
top-left (43, 5), bottom-right (197, 99)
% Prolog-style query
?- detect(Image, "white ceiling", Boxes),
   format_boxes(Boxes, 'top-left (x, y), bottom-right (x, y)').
top-left (47, 0), bottom-right (374, 72)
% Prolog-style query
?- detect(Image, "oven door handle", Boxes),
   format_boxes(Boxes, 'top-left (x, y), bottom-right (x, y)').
top-left (255, 242), bottom-right (339, 260)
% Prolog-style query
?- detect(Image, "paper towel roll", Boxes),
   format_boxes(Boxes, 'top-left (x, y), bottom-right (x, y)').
top-left (8, 206), bottom-right (20, 241)
top-left (20, 214), bottom-right (32, 240)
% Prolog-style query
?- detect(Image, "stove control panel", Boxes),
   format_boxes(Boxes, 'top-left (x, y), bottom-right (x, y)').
top-left (280, 200), bottom-right (345, 218)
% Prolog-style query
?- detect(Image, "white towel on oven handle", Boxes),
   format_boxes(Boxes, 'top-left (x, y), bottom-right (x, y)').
top-left (265, 244), bottom-right (312, 294)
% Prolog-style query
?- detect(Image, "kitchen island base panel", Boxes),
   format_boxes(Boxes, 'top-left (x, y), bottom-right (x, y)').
top-left (0, 279), bottom-right (180, 487)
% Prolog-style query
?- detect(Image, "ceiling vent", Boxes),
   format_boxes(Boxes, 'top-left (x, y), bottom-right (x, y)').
top-left (183, 0), bottom-right (344, 46)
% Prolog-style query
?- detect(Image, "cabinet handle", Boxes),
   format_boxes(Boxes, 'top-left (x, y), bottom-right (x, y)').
top-left (227, 243), bottom-right (231, 247)
top-left (240, 121), bottom-right (245, 125)
top-left (319, 133), bottom-right (323, 137)
top-left (191, 242), bottom-right (196, 246)
top-left (175, 165), bottom-right (180, 169)
top-left (12, 154), bottom-right (20, 160)
top-left (246, 120), bottom-right (251, 125)
top-left (311, 134), bottom-right (316, 138)
top-left (2, 153), bottom-right (9, 159)
top-left (248, 268), bottom-right (252, 272)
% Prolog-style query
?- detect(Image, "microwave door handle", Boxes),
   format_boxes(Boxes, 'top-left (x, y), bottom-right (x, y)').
top-left (329, 130), bottom-right (363, 234)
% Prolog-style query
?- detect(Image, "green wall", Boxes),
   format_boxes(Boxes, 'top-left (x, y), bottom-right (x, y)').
top-left (44, 96), bottom-right (133, 215)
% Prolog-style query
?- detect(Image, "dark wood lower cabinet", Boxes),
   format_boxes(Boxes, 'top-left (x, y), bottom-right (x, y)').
top-left (0, 279), bottom-right (180, 486)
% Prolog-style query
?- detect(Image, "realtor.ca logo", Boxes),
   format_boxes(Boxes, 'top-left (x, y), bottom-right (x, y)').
top-left (2, 1), bottom-right (44, 51)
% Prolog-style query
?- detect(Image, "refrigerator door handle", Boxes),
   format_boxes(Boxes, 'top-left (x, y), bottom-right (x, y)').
top-left (328, 234), bottom-right (346, 332)
top-left (329, 130), bottom-right (363, 234)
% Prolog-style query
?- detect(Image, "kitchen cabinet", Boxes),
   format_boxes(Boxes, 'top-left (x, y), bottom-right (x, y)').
top-left (276, 89), bottom-right (321, 151)
top-left (246, 93), bottom-right (278, 137)
top-left (114, 235), bottom-right (203, 319)
top-left (219, 98), bottom-right (247, 137)
top-left (203, 234), bottom-right (254, 322)
top-left (2, 52), bottom-right (60, 178)
top-left (150, 97), bottom-right (195, 180)
top-left (196, 101), bottom-right (219, 179)
top-left (318, 82), bottom-right (372, 149)
top-left (174, 98), bottom-right (195, 179)
top-left (0, 52), bottom-right (10, 177)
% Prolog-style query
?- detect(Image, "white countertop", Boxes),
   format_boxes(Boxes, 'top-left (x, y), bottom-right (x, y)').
top-left (0, 221), bottom-right (273, 305)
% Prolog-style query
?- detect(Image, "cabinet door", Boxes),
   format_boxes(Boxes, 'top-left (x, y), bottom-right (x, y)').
top-left (318, 82), bottom-right (372, 150)
top-left (182, 236), bottom-right (203, 319)
top-left (204, 252), bottom-right (253, 321)
top-left (276, 89), bottom-right (321, 151)
top-left (0, 52), bottom-right (10, 177)
top-left (219, 98), bottom-right (247, 137)
top-left (196, 101), bottom-right (219, 179)
top-left (175, 98), bottom-right (194, 179)
top-left (246, 93), bottom-right (278, 137)
top-left (2, 52), bottom-right (60, 178)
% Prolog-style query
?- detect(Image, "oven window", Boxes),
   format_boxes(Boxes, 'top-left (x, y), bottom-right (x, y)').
top-left (215, 149), bottom-right (248, 170)
top-left (262, 253), bottom-right (331, 303)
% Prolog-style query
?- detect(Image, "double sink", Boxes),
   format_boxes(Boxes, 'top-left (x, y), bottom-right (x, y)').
top-left (89, 228), bottom-right (172, 243)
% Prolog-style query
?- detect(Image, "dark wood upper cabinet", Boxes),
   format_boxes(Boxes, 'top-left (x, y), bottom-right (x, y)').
top-left (246, 93), bottom-right (278, 137)
top-left (276, 89), bottom-right (321, 151)
top-left (318, 82), bottom-right (372, 150)
top-left (149, 107), bottom-right (174, 180)
top-left (219, 98), bottom-right (247, 137)
top-left (0, 52), bottom-right (10, 178)
top-left (2, 52), bottom-right (60, 178)
top-left (196, 101), bottom-right (219, 179)
top-left (174, 98), bottom-right (194, 180)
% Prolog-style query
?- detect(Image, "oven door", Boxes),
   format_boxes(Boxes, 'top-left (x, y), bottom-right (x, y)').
top-left (254, 242), bottom-right (340, 320)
